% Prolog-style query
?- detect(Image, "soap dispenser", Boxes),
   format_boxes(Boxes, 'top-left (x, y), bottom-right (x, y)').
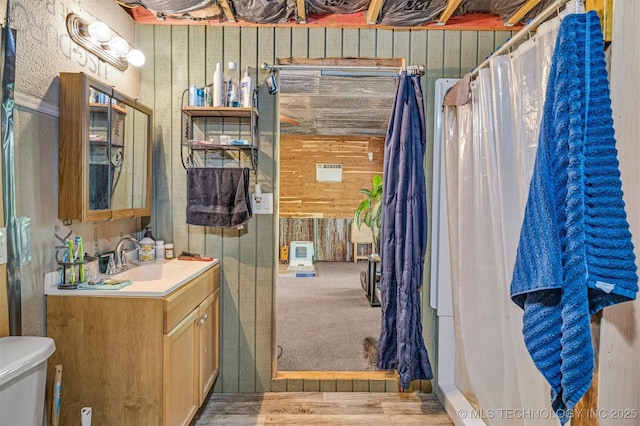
top-left (144, 227), bottom-right (155, 240)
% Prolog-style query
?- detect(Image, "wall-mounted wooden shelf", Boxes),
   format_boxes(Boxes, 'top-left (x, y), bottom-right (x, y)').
top-left (180, 91), bottom-right (259, 170)
top-left (182, 106), bottom-right (259, 119)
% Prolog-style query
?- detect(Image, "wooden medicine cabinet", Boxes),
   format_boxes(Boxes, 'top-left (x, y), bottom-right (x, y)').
top-left (58, 72), bottom-right (152, 221)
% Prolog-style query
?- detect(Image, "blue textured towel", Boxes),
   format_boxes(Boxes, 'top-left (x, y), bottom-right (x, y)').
top-left (511, 11), bottom-right (638, 424)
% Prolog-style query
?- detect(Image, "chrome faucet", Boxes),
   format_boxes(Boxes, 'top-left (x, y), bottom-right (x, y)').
top-left (108, 236), bottom-right (141, 274)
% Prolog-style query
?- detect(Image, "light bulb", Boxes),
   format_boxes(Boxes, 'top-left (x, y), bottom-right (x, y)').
top-left (108, 37), bottom-right (129, 56)
top-left (88, 21), bottom-right (111, 43)
top-left (126, 49), bottom-right (145, 67)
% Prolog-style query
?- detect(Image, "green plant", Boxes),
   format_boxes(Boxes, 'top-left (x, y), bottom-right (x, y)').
top-left (353, 174), bottom-right (383, 252)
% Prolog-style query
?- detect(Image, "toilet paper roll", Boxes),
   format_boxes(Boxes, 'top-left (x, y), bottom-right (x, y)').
top-left (254, 184), bottom-right (262, 202)
top-left (81, 407), bottom-right (92, 426)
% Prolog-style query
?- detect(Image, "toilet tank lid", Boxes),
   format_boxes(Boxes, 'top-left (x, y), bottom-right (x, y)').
top-left (0, 337), bottom-right (56, 386)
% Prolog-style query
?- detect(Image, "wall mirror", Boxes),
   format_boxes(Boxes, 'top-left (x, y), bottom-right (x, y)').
top-left (59, 72), bottom-right (152, 221)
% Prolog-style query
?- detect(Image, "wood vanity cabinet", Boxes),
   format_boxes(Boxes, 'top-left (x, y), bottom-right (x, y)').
top-left (164, 267), bottom-right (220, 425)
top-left (46, 264), bottom-right (220, 426)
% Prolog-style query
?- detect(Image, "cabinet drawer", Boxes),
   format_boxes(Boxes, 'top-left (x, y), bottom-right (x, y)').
top-left (164, 269), bottom-right (213, 333)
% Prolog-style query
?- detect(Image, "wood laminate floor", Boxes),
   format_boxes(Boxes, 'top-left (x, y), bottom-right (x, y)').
top-left (192, 392), bottom-right (453, 425)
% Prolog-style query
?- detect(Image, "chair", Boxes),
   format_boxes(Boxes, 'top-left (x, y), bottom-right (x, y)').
top-left (350, 223), bottom-right (374, 263)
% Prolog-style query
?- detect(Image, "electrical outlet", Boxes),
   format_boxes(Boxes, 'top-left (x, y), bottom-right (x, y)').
top-left (0, 228), bottom-right (6, 264)
top-left (252, 193), bottom-right (273, 214)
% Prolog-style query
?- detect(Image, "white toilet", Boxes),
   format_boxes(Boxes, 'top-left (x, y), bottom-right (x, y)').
top-left (0, 336), bottom-right (56, 426)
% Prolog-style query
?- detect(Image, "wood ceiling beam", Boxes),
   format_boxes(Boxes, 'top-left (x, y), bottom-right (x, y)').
top-left (277, 57), bottom-right (404, 67)
top-left (296, 0), bottom-right (307, 23)
top-left (366, 0), bottom-right (385, 24)
top-left (437, 0), bottom-right (463, 25)
top-left (218, 0), bottom-right (236, 23)
top-left (504, 0), bottom-right (543, 27)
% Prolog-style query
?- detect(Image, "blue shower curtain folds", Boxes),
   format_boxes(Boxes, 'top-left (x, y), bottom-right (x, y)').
top-left (376, 71), bottom-right (433, 389)
top-left (511, 11), bottom-right (638, 424)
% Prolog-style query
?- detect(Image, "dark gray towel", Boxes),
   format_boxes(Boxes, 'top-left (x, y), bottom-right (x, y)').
top-left (186, 168), bottom-right (253, 228)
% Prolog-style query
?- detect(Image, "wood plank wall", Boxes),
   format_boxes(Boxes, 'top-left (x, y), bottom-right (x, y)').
top-left (279, 132), bottom-right (384, 260)
top-left (279, 70), bottom-right (397, 135)
top-left (280, 134), bottom-right (385, 218)
top-left (279, 218), bottom-right (358, 262)
top-left (139, 24), bottom-right (513, 393)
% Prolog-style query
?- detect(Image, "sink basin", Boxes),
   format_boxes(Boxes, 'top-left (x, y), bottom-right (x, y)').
top-left (108, 261), bottom-right (190, 283)
top-left (45, 256), bottom-right (216, 297)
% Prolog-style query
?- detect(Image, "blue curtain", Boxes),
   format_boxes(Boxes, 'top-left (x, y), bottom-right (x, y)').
top-left (377, 71), bottom-right (433, 389)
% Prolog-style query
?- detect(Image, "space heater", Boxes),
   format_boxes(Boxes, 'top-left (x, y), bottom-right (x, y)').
top-left (288, 241), bottom-right (314, 267)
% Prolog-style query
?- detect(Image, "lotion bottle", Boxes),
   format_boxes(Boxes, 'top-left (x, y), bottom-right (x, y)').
top-left (213, 62), bottom-right (225, 107)
top-left (240, 67), bottom-right (254, 108)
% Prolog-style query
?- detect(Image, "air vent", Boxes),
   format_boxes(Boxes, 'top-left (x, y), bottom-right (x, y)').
top-left (316, 164), bottom-right (342, 182)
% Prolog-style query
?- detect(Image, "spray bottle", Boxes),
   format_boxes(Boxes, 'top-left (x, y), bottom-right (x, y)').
top-left (226, 62), bottom-right (240, 107)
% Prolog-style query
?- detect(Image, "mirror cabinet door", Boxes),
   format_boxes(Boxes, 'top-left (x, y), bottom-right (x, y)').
top-left (88, 86), bottom-right (113, 211)
top-left (110, 99), bottom-right (133, 212)
top-left (132, 106), bottom-right (150, 210)
top-left (59, 72), bottom-right (153, 221)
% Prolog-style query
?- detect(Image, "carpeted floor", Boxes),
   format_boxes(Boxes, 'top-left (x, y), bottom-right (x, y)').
top-left (276, 261), bottom-right (381, 371)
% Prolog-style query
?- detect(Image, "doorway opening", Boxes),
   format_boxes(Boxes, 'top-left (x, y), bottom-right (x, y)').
top-left (274, 59), bottom-right (399, 376)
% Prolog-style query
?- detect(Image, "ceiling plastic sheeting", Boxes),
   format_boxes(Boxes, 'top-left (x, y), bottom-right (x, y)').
top-left (120, 0), bottom-right (561, 26)
top-left (379, 0), bottom-right (448, 26)
top-left (305, 0), bottom-right (370, 16)
top-left (457, 0), bottom-right (553, 22)
top-left (120, 0), bottom-right (216, 14)
top-left (234, 0), bottom-right (295, 24)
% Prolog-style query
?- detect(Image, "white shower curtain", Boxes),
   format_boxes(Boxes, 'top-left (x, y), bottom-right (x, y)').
top-left (443, 17), bottom-right (562, 425)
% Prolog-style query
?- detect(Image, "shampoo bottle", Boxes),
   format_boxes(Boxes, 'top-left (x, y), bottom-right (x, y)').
top-left (188, 84), bottom-right (197, 106)
top-left (240, 67), bottom-right (254, 108)
top-left (213, 62), bottom-right (225, 107)
top-left (226, 62), bottom-right (240, 107)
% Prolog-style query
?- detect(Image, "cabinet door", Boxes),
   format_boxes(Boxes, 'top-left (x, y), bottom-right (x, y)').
top-left (198, 288), bottom-right (220, 403)
top-left (164, 308), bottom-right (199, 426)
top-left (59, 72), bottom-right (152, 221)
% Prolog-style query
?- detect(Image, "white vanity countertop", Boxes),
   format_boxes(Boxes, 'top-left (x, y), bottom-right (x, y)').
top-left (44, 258), bottom-right (219, 298)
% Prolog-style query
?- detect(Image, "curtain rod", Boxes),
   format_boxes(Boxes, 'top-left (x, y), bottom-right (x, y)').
top-left (261, 63), bottom-right (425, 76)
top-left (470, 0), bottom-right (574, 78)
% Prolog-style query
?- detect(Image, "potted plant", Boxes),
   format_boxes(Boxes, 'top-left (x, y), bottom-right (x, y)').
top-left (353, 174), bottom-right (383, 254)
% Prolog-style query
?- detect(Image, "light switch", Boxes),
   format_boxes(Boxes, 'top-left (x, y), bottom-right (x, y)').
top-left (252, 193), bottom-right (273, 214)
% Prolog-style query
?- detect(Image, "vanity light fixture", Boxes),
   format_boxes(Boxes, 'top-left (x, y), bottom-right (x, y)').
top-left (66, 13), bottom-right (145, 71)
